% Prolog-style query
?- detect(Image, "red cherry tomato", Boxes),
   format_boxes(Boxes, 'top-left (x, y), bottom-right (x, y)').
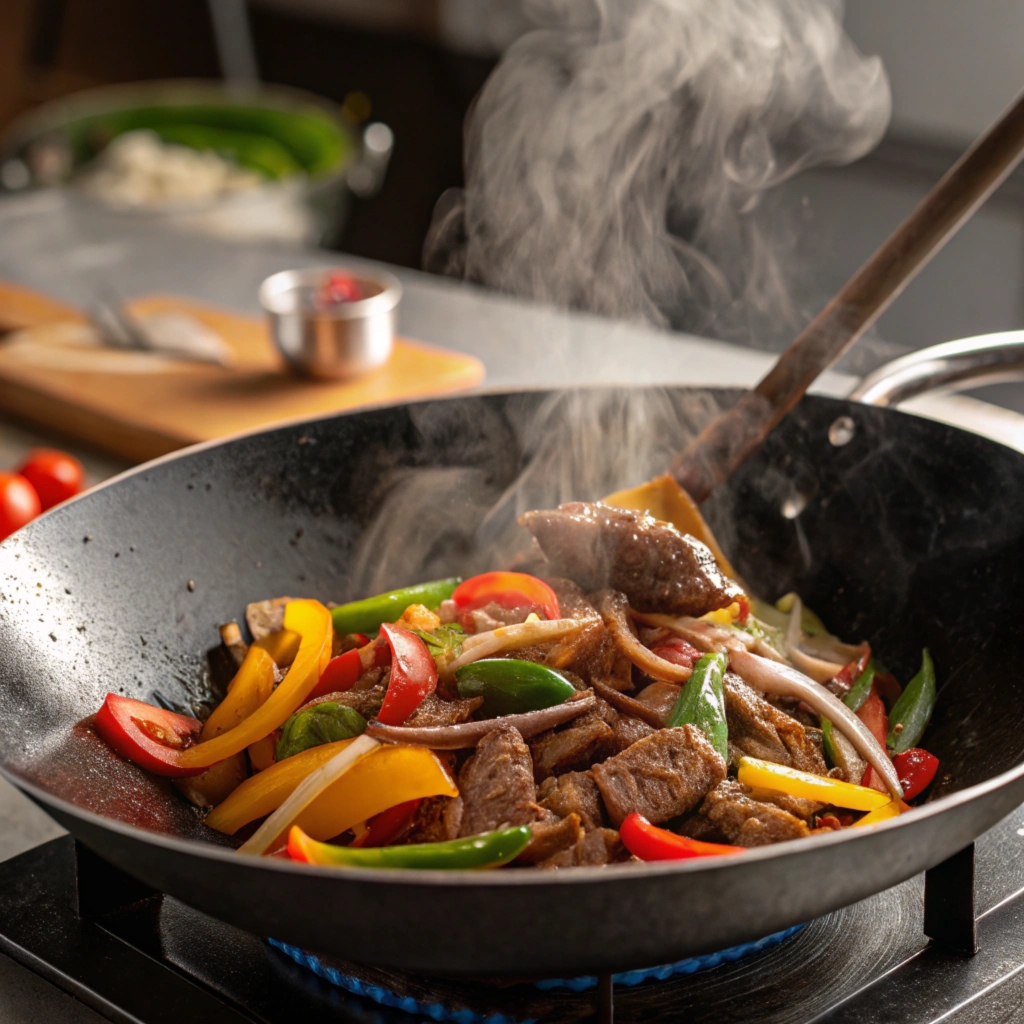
top-left (94, 693), bottom-right (203, 777)
top-left (0, 472), bottom-right (42, 541)
top-left (452, 572), bottom-right (561, 621)
top-left (17, 449), bottom-right (85, 511)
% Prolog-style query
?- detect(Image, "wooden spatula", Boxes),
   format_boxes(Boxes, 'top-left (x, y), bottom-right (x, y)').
top-left (668, 87), bottom-right (1024, 505)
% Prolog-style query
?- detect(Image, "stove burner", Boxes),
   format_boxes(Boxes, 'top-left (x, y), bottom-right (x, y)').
top-left (270, 924), bottom-right (806, 1022)
top-left (2, 828), bottom-right (1017, 1024)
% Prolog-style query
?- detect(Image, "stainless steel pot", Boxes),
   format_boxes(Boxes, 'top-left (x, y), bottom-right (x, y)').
top-left (0, 80), bottom-right (393, 247)
top-left (851, 331), bottom-right (1024, 451)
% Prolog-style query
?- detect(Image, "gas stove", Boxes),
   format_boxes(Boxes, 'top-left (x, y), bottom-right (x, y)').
top-left (1, 813), bottom-right (1023, 1024)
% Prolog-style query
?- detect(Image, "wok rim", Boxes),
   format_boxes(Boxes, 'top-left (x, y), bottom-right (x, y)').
top-left (3, 383), bottom-right (1022, 889)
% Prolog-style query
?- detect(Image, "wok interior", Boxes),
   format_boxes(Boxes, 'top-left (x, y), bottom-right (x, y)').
top-left (1, 387), bottom-right (1023, 842)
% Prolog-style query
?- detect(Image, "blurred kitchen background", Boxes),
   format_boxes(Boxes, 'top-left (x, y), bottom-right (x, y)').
top-left (1, 0), bottom-right (1023, 409)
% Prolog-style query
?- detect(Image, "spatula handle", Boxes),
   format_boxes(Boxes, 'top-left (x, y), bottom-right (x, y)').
top-left (672, 88), bottom-right (1024, 503)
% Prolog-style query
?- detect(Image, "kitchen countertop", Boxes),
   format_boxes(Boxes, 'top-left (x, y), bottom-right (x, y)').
top-left (0, 190), bottom-right (1022, 1022)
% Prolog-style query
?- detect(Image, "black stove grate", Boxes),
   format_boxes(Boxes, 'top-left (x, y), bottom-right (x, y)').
top-left (1, 820), bottom-right (1023, 1024)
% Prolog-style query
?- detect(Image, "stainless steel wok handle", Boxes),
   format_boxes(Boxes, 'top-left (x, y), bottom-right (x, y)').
top-left (850, 331), bottom-right (1024, 406)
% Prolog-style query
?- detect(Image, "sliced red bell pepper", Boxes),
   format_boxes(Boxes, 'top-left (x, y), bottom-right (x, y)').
top-left (649, 636), bottom-right (701, 670)
top-left (306, 633), bottom-right (392, 703)
top-left (95, 694), bottom-right (204, 778)
top-left (858, 691), bottom-right (890, 793)
top-left (892, 747), bottom-right (940, 800)
top-left (376, 623), bottom-right (437, 726)
top-left (451, 572), bottom-right (560, 622)
top-left (835, 649), bottom-right (872, 699)
top-left (620, 813), bottom-right (744, 861)
top-left (307, 649), bottom-right (363, 701)
top-left (350, 798), bottom-right (421, 848)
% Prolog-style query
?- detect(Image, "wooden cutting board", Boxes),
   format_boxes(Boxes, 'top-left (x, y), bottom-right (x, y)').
top-left (0, 281), bottom-right (485, 462)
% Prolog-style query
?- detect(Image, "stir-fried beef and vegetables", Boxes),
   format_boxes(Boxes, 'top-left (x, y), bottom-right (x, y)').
top-left (91, 477), bottom-right (940, 870)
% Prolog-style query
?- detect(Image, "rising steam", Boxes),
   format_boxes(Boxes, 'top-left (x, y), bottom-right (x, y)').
top-left (348, 388), bottom-right (731, 595)
top-left (425, 0), bottom-right (891, 341)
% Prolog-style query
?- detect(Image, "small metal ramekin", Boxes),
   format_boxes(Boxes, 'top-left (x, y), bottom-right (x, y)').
top-left (259, 266), bottom-right (402, 379)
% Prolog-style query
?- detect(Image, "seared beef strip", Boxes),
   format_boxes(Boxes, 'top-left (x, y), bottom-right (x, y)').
top-left (404, 694), bottom-right (484, 728)
top-left (517, 812), bottom-right (583, 865)
top-left (519, 502), bottom-right (741, 616)
top-left (724, 674), bottom-right (828, 775)
top-left (245, 597), bottom-right (292, 640)
top-left (693, 779), bottom-right (811, 846)
top-left (528, 700), bottom-right (619, 782)
top-left (539, 827), bottom-right (627, 868)
top-left (399, 794), bottom-right (464, 844)
top-left (633, 682), bottom-right (683, 725)
top-left (545, 579), bottom-right (632, 688)
top-left (457, 725), bottom-right (538, 836)
top-left (612, 714), bottom-right (657, 752)
top-left (537, 771), bottom-right (605, 830)
top-left (591, 725), bottom-right (727, 826)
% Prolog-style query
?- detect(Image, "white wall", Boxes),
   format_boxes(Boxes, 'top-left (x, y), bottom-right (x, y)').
top-left (843, 0), bottom-right (1024, 145)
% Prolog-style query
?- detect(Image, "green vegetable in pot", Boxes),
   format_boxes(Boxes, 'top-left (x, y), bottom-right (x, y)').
top-left (666, 652), bottom-right (729, 762)
top-left (455, 659), bottom-right (576, 717)
top-left (289, 823), bottom-right (532, 869)
top-left (331, 578), bottom-right (461, 636)
top-left (844, 659), bottom-right (878, 713)
top-left (888, 649), bottom-right (936, 754)
top-left (276, 702), bottom-right (366, 761)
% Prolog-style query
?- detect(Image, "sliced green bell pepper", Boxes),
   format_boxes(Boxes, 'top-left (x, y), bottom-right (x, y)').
top-left (331, 578), bottom-right (461, 636)
top-left (844, 658), bottom-right (877, 712)
top-left (455, 659), bottom-right (576, 717)
top-left (276, 702), bottom-right (366, 761)
top-left (666, 652), bottom-right (728, 761)
top-left (887, 649), bottom-right (936, 754)
top-left (821, 658), bottom-right (878, 772)
top-left (289, 824), bottom-right (531, 869)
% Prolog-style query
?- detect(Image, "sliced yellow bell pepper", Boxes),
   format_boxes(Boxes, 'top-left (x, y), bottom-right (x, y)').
top-left (247, 733), bottom-right (277, 772)
top-left (854, 798), bottom-right (909, 826)
top-left (175, 649), bottom-right (276, 807)
top-left (179, 600), bottom-right (333, 770)
top-left (253, 628), bottom-right (301, 667)
top-left (206, 739), bottom-right (457, 841)
top-left (737, 756), bottom-right (891, 812)
top-left (201, 647), bottom-right (276, 740)
top-left (207, 740), bottom-right (353, 832)
top-left (175, 756), bottom-right (247, 809)
top-left (701, 602), bottom-right (743, 626)
top-left (603, 473), bottom-right (741, 582)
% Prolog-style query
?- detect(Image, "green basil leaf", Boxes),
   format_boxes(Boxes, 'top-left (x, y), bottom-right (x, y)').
top-left (413, 624), bottom-right (465, 660)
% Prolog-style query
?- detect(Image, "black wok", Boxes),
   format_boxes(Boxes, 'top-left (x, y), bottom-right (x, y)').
top-left (1, 386), bottom-right (1023, 977)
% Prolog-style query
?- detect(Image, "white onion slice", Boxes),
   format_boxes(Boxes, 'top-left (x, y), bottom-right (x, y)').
top-left (785, 597), bottom-right (846, 683)
top-left (446, 618), bottom-right (582, 675)
top-left (728, 648), bottom-right (902, 799)
top-left (595, 593), bottom-right (692, 682)
top-left (238, 733), bottom-right (381, 856)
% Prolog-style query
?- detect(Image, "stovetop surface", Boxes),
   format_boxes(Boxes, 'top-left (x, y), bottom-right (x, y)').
top-left (3, 805), bottom-right (1024, 1024)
